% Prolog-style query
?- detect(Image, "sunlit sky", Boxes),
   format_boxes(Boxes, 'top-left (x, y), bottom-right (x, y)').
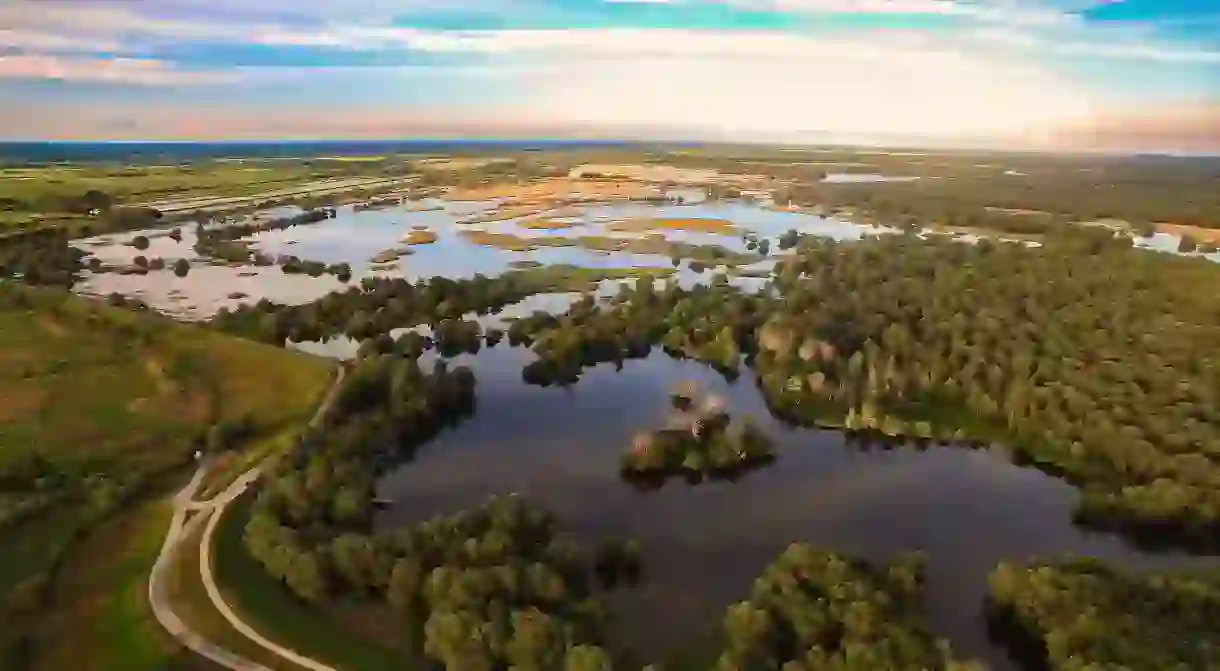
top-left (1, 0), bottom-right (1217, 150)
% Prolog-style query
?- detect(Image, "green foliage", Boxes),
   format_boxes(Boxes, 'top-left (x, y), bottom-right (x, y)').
top-left (986, 558), bottom-right (1220, 670)
top-left (0, 227), bottom-right (86, 287)
top-left (710, 544), bottom-right (977, 670)
top-left (620, 385), bottom-right (775, 486)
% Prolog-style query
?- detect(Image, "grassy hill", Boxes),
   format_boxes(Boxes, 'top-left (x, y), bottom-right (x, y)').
top-left (0, 283), bottom-right (335, 670)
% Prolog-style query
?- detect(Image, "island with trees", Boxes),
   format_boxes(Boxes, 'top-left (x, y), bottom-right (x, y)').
top-left (620, 382), bottom-right (775, 486)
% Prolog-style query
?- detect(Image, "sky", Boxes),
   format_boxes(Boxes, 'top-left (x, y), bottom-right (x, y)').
top-left (1, 0), bottom-right (1218, 151)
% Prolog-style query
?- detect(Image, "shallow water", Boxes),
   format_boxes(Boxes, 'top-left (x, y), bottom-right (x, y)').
top-left (823, 172), bottom-right (921, 183)
top-left (71, 197), bottom-right (1216, 323)
top-left (370, 347), bottom-right (1217, 669)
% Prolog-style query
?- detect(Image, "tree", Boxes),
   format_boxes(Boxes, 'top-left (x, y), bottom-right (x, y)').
top-left (173, 258), bottom-right (190, 277)
top-left (388, 557), bottom-right (426, 613)
top-left (131, 235), bottom-right (150, 251)
top-left (506, 608), bottom-right (566, 671)
top-left (564, 645), bottom-right (613, 671)
top-left (285, 550), bottom-right (328, 602)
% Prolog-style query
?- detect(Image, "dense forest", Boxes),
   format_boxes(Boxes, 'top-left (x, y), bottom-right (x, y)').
top-left (708, 544), bottom-right (981, 670)
top-left (987, 558), bottom-right (1220, 670)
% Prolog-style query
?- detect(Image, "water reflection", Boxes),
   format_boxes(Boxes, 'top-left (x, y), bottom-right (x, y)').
top-left (71, 197), bottom-right (1216, 324)
top-left (370, 348), bottom-right (1215, 670)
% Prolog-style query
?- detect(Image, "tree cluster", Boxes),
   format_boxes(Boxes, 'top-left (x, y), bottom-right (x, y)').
top-left (986, 558), bottom-right (1220, 670)
top-left (0, 228), bottom-right (86, 287)
top-left (620, 384), bottom-right (775, 486)
top-left (746, 233), bottom-right (1220, 548)
top-left (211, 265), bottom-right (653, 347)
top-left (509, 278), bottom-right (766, 386)
top-left (191, 207), bottom-right (336, 264)
top-left (244, 348), bottom-right (649, 668)
top-left (710, 543), bottom-right (981, 670)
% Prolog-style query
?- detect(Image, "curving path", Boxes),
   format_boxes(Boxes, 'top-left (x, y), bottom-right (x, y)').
top-left (148, 462), bottom-right (274, 671)
top-left (149, 365), bottom-right (347, 671)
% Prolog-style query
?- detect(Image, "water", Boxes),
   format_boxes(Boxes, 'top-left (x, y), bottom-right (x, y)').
top-left (370, 347), bottom-right (1217, 669)
top-left (63, 193), bottom-right (1220, 667)
top-left (69, 199), bottom-right (872, 319)
top-left (71, 197), bottom-right (1217, 321)
top-left (822, 172), bottom-right (921, 183)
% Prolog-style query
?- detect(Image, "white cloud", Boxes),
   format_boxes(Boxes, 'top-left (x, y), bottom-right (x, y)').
top-left (498, 29), bottom-right (1097, 139)
top-left (719, 0), bottom-right (1077, 25)
top-left (0, 54), bottom-right (236, 85)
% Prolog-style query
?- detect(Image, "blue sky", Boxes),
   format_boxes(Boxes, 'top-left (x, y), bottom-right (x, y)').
top-left (1, 0), bottom-right (1217, 149)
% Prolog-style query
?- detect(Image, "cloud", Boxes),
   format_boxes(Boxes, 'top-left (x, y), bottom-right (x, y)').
top-left (719, 0), bottom-right (1078, 25)
top-left (0, 54), bottom-right (236, 85)
top-left (0, 28), bottom-right (122, 53)
top-left (512, 41), bottom-right (1095, 139)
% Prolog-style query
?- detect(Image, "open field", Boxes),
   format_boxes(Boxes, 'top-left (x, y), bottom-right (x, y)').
top-left (0, 285), bottom-right (334, 489)
top-left (0, 285), bottom-right (334, 668)
top-left (136, 176), bottom-right (416, 214)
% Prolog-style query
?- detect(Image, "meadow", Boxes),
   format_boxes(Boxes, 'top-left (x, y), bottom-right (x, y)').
top-left (0, 283), bottom-right (334, 669)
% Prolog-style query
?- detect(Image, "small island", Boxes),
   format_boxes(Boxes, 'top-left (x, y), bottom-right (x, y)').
top-left (620, 382), bottom-right (775, 486)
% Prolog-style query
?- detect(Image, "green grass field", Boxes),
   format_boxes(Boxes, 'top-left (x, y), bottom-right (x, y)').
top-left (0, 285), bottom-right (334, 485)
top-left (0, 285), bottom-right (335, 670)
top-left (0, 160), bottom-right (397, 233)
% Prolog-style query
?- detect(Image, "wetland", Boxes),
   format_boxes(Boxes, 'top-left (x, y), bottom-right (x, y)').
top-left (6, 151), bottom-right (1220, 670)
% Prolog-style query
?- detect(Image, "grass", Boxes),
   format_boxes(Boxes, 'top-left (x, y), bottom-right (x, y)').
top-left (519, 217), bottom-right (579, 230)
top-left (606, 217), bottom-right (739, 235)
top-left (0, 505), bottom-right (84, 613)
top-left (213, 494), bottom-right (415, 671)
top-left (400, 229), bottom-right (438, 245)
top-left (0, 285), bottom-right (335, 488)
top-left (0, 164), bottom-right (325, 211)
top-left (458, 230), bottom-right (762, 265)
top-left (6, 479), bottom-right (219, 671)
top-left (0, 285), bottom-right (335, 669)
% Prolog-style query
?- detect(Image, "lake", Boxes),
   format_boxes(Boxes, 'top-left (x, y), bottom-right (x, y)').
top-left (368, 346), bottom-right (1216, 669)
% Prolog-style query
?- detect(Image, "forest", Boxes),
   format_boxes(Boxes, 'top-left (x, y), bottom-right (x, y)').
top-left (986, 558), bottom-right (1220, 670)
top-left (214, 224), bottom-right (1220, 551)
